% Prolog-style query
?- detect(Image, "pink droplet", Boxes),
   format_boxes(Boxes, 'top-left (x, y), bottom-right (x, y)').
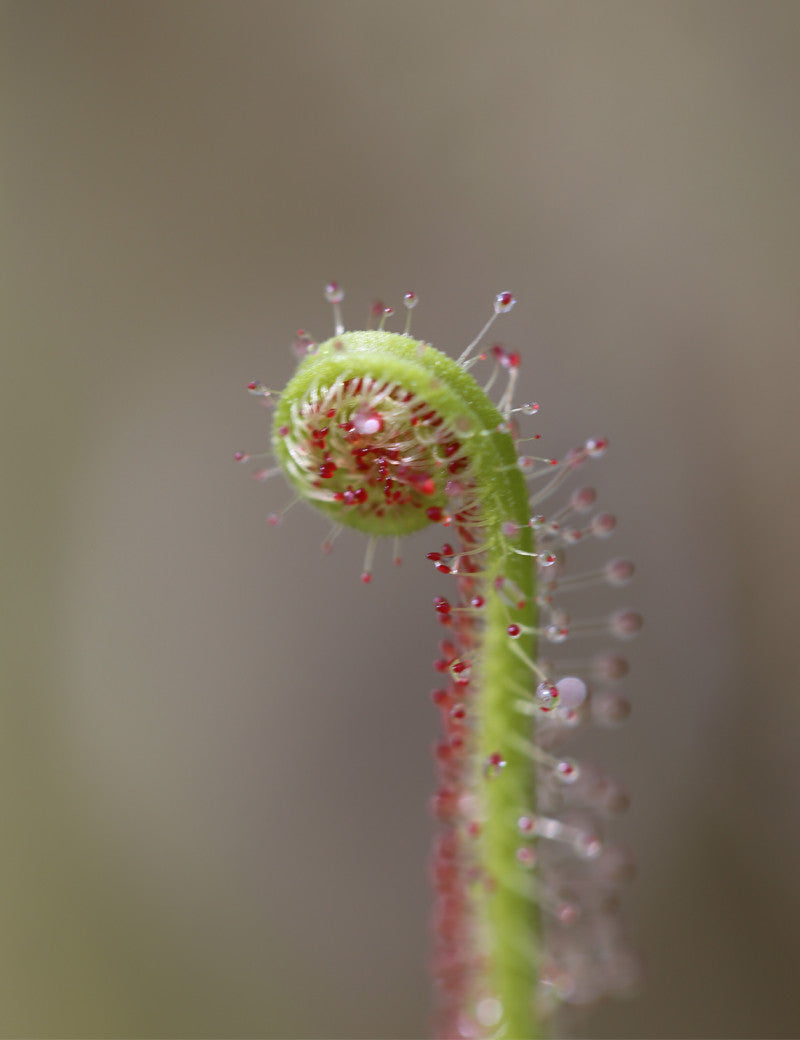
top-left (555, 676), bottom-right (587, 709)
top-left (591, 512), bottom-right (617, 538)
top-left (570, 486), bottom-right (597, 512)
top-left (585, 436), bottom-right (608, 458)
top-left (593, 653), bottom-right (629, 682)
top-left (591, 690), bottom-right (632, 727)
top-left (605, 558), bottom-right (635, 586)
top-left (610, 609), bottom-right (643, 639)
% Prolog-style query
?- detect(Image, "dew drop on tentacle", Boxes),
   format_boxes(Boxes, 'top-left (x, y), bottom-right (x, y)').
top-left (555, 758), bottom-right (581, 784)
top-left (535, 680), bottom-right (560, 712)
top-left (572, 829), bottom-right (604, 860)
top-left (590, 512), bottom-right (617, 538)
top-left (449, 658), bottom-right (472, 684)
top-left (483, 752), bottom-right (507, 779)
top-left (457, 290), bottom-right (517, 364)
top-left (544, 623), bottom-right (570, 644)
top-left (609, 609), bottom-right (644, 639)
top-left (291, 332), bottom-right (316, 359)
top-left (591, 690), bottom-right (632, 727)
top-left (570, 486), bottom-right (597, 512)
top-left (555, 677), bottom-right (587, 709)
top-left (605, 557), bottom-right (635, 586)
top-left (246, 380), bottom-right (275, 401)
top-left (494, 291), bottom-right (516, 314)
top-left (592, 653), bottom-right (630, 682)
top-left (324, 281), bottom-right (345, 335)
top-left (518, 815), bottom-right (536, 836)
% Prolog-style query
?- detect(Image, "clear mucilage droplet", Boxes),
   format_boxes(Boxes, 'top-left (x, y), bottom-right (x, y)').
top-left (483, 752), bottom-right (507, 779)
top-left (536, 680), bottom-right (559, 711)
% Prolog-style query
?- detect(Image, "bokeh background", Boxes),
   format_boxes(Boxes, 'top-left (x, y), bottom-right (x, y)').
top-left (4, 2), bottom-right (800, 1037)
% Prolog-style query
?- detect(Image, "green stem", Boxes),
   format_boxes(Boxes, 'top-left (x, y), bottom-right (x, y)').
top-left (473, 433), bottom-right (543, 1039)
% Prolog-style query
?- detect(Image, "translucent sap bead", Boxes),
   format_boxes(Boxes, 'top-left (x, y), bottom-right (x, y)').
top-left (484, 752), bottom-right (507, 778)
top-left (573, 830), bottom-right (603, 860)
top-left (493, 291), bottom-right (516, 314)
top-left (556, 901), bottom-right (581, 927)
top-left (591, 512), bottom-right (617, 538)
top-left (592, 653), bottom-right (629, 682)
top-left (517, 815), bottom-right (536, 835)
top-left (555, 758), bottom-right (580, 784)
top-left (570, 486), bottom-right (597, 512)
top-left (535, 680), bottom-right (559, 711)
top-left (585, 437), bottom-right (608, 458)
top-left (610, 609), bottom-right (643, 639)
top-left (591, 690), bottom-right (632, 727)
top-left (324, 281), bottom-right (344, 303)
top-left (605, 557), bottom-right (635, 586)
top-left (291, 332), bottom-right (316, 359)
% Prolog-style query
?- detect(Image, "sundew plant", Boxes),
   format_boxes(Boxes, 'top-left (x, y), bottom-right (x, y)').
top-left (236, 286), bottom-right (640, 1039)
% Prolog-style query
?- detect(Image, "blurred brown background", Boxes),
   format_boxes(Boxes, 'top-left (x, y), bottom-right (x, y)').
top-left (3, 1), bottom-right (800, 1037)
